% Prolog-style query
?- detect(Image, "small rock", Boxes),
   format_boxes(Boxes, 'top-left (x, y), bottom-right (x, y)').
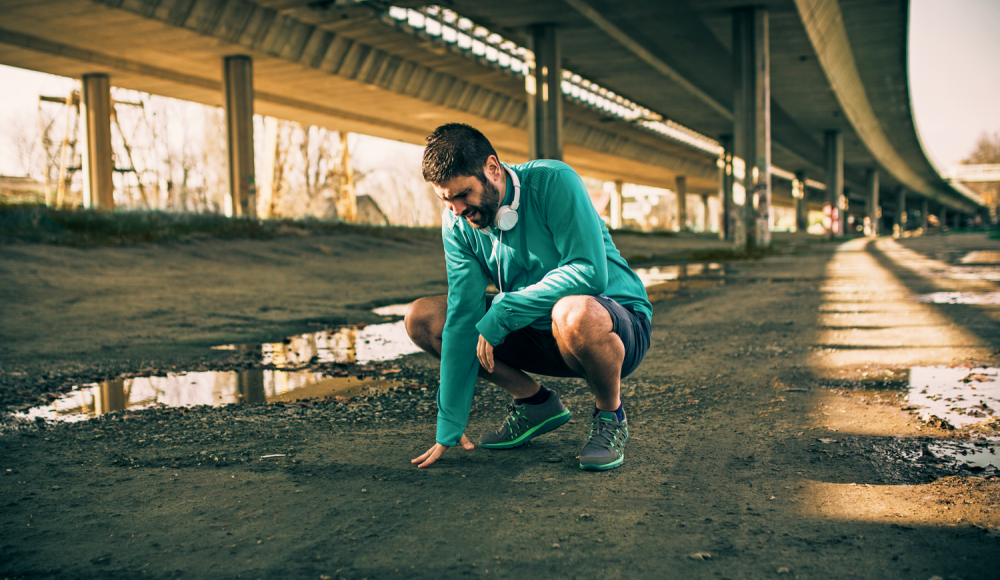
top-left (777, 567), bottom-right (790, 574)
top-left (361, 488), bottom-right (367, 493)
top-left (818, 438), bottom-right (837, 444)
top-left (689, 552), bottom-right (711, 560)
top-left (552, 543), bottom-right (560, 549)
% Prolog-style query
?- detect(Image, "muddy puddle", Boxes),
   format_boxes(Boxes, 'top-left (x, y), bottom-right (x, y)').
top-left (20, 304), bottom-right (420, 422)
top-left (844, 366), bottom-right (1000, 469)
top-left (906, 366), bottom-right (1000, 429)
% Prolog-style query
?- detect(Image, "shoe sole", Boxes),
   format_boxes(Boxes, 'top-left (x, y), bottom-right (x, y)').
top-left (579, 453), bottom-right (624, 471)
top-left (480, 409), bottom-right (572, 449)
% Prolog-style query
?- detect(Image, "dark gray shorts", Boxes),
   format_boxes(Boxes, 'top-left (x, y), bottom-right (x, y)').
top-left (485, 294), bottom-right (651, 379)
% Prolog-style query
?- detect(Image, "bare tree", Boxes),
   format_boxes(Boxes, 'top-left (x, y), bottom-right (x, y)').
top-left (962, 131), bottom-right (1000, 165)
top-left (962, 131), bottom-right (1000, 224)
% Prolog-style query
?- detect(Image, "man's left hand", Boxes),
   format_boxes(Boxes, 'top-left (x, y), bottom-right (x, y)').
top-left (477, 335), bottom-right (495, 373)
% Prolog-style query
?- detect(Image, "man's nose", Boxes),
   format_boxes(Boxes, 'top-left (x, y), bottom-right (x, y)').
top-left (449, 200), bottom-right (466, 216)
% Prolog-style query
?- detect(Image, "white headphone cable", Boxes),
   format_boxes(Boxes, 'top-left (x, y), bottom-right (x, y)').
top-left (497, 230), bottom-right (503, 294)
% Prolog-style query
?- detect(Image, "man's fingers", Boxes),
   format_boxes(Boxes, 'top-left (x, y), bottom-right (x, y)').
top-left (410, 448), bottom-right (432, 464)
top-left (418, 445), bottom-right (445, 468)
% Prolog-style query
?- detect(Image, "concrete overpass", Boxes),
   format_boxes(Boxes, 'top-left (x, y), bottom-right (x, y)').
top-left (0, 0), bottom-right (983, 240)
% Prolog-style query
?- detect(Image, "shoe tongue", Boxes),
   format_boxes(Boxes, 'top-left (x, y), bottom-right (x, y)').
top-left (600, 411), bottom-right (617, 422)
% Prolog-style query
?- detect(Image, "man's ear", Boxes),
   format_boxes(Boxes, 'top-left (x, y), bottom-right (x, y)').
top-left (484, 155), bottom-right (502, 183)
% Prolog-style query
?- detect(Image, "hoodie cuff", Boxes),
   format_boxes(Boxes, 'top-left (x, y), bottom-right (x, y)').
top-left (475, 306), bottom-right (511, 346)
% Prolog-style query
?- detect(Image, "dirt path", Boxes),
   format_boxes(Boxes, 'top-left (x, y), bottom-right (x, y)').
top-left (1, 231), bottom-right (998, 579)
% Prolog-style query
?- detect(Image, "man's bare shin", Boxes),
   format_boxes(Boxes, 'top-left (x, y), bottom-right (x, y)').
top-left (405, 295), bottom-right (539, 400)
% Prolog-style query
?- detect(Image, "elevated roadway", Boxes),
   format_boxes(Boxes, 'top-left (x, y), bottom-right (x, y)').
top-left (0, 0), bottom-right (983, 232)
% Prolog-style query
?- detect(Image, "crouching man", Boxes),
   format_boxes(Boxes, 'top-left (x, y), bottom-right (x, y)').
top-left (405, 123), bottom-right (652, 470)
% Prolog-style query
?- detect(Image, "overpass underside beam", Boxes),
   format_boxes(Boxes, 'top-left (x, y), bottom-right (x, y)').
top-left (732, 7), bottom-right (771, 248)
top-left (223, 55), bottom-right (256, 217)
top-left (527, 25), bottom-right (562, 161)
top-left (81, 73), bottom-right (113, 210)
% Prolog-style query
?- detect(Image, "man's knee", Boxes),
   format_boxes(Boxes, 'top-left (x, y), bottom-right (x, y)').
top-left (404, 296), bottom-right (446, 343)
top-left (552, 295), bottom-right (608, 344)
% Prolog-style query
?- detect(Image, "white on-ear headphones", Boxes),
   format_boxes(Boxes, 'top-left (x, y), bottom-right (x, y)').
top-left (492, 165), bottom-right (520, 293)
top-left (495, 165), bottom-right (520, 231)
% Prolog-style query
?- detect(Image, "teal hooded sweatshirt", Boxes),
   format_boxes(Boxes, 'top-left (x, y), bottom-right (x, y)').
top-left (436, 159), bottom-right (652, 446)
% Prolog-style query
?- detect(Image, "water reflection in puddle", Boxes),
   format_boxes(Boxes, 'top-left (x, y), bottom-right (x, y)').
top-left (906, 366), bottom-right (1000, 429)
top-left (925, 438), bottom-right (998, 469)
top-left (251, 321), bottom-right (420, 367)
top-left (912, 292), bottom-right (1000, 305)
top-left (19, 370), bottom-right (397, 423)
top-left (634, 264), bottom-right (725, 301)
top-left (22, 303), bottom-right (421, 422)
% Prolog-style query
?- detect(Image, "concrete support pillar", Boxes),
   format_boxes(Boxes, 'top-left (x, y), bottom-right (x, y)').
top-left (610, 180), bottom-right (624, 230)
top-left (527, 25), bottom-right (562, 160)
top-left (733, 7), bottom-right (771, 247)
top-left (824, 130), bottom-right (844, 237)
top-left (81, 73), bottom-right (114, 210)
top-left (921, 198), bottom-right (929, 231)
top-left (893, 187), bottom-right (907, 238)
top-left (223, 55), bottom-right (256, 217)
top-left (865, 169), bottom-right (879, 237)
top-left (941, 205), bottom-right (948, 231)
top-left (841, 190), bottom-right (850, 235)
top-left (337, 131), bottom-right (358, 223)
top-left (719, 135), bottom-right (735, 241)
top-left (793, 171), bottom-right (808, 233)
top-left (701, 194), bottom-right (711, 232)
top-left (675, 175), bottom-right (687, 231)
top-left (258, 116), bottom-right (278, 218)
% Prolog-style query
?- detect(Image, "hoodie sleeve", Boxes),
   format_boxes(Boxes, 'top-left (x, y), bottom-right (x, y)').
top-left (436, 215), bottom-right (489, 447)
top-left (475, 168), bottom-right (608, 346)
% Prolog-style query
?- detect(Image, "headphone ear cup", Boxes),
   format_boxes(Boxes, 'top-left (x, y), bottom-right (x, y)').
top-left (496, 206), bottom-right (518, 231)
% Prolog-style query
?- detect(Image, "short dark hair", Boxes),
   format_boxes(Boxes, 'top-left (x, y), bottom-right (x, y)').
top-left (422, 123), bottom-right (498, 183)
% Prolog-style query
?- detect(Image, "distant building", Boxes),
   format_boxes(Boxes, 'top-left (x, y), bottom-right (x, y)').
top-left (355, 194), bottom-right (390, 226)
top-left (0, 176), bottom-right (46, 206)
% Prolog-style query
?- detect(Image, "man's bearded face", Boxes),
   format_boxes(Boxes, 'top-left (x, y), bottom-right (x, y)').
top-left (431, 171), bottom-right (503, 231)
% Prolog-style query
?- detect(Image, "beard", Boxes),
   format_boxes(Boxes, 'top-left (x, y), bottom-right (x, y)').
top-left (464, 176), bottom-right (501, 230)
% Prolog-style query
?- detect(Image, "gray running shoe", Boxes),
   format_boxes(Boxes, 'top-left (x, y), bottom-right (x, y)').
top-left (579, 408), bottom-right (628, 471)
top-left (479, 391), bottom-right (571, 449)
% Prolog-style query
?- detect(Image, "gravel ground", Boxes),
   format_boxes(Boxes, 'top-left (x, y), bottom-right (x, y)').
top-left (2, 230), bottom-right (999, 579)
